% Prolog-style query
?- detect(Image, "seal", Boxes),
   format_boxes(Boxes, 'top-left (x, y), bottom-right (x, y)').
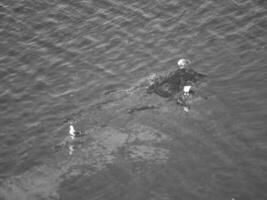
top-left (147, 59), bottom-right (205, 98)
top-left (177, 58), bottom-right (191, 69)
top-left (146, 58), bottom-right (206, 111)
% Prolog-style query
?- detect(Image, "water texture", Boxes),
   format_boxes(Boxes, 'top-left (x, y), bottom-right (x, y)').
top-left (0, 0), bottom-right (267, 199)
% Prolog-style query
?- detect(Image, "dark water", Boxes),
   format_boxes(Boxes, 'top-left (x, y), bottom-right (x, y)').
top-left (0, 0), bottom-right (267, 199)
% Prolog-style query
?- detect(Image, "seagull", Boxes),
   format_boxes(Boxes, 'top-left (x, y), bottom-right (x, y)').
top-left (177, 58), bottom-right (191, 69)
top-left (69, 124), bottom-right (81, 139)
top-left (183, 85), bottom-right (192, 96)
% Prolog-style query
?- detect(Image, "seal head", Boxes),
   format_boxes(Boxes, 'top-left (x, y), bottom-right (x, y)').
top-left (177, 59), bottom-right (191, 69)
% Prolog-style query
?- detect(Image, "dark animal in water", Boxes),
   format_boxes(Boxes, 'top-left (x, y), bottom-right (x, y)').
top-left (146, 68), bottom-right (206, 99)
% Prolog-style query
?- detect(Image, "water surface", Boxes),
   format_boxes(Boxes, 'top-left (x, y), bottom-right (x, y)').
top-left (0, 0), bottom-right (267, 199)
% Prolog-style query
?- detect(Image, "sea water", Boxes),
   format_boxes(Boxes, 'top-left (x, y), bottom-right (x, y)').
top-left (0, 0), bottom-right (266, 199)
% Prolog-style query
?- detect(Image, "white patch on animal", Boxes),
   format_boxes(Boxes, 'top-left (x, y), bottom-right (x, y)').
top-left (177, 58), bottom-right (191, 69)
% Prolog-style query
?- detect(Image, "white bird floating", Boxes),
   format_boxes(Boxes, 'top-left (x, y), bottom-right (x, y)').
top-left (69, 124), bottom-right (81, 139)
top-left (177, 58), bottom-right (191, 69)
top-left (183, 85), bottom-right (192, 96)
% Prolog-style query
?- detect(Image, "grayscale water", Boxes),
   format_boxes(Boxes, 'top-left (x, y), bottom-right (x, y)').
top-left (0, 0), bottom-right (267, 199)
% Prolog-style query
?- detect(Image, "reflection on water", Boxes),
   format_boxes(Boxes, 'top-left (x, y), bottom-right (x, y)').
top-left (0, 0), bottom-right (267, 199)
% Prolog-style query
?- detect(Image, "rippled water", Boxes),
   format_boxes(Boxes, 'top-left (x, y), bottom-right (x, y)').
top-left (0, 0), bottom-right (267, 199)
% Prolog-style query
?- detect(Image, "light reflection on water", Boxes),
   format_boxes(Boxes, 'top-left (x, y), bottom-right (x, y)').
top-left (0, 0), bottom-right (266, 199)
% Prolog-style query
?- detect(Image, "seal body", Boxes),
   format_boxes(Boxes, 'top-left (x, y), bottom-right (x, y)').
top-left (147, 68), bottom-right (206, 98)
